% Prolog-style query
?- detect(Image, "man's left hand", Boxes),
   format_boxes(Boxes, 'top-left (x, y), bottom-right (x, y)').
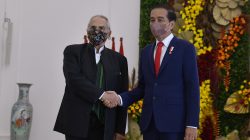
top-left (114, 133), bottom-right (126, 140)
top-left (184, 127), bottom-right (197, 140)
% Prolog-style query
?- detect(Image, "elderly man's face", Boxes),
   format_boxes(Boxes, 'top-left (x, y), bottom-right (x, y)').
top-left (88, 17), bottom-right (109, 33)
top-left (87, 17), bottom-right (110, 47)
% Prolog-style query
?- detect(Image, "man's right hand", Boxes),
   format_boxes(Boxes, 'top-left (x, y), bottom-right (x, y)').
top-left (100, 91), bottom-right (120, 108)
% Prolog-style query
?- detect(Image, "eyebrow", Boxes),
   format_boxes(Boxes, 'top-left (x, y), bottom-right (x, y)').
top-left (150, 16), bottom-right (165, 20)
top-left (151, 15), bottom-right (165, 18)
top-left (157, 16), bottom-right (165, 19)
top-left (91, 25), bottom-right (105, 27)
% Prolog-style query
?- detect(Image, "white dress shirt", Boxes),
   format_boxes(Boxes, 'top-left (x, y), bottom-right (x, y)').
top-left (154, 33), bottom-right (174, 64)
top-left (95, 46), bottom-right (104, 64)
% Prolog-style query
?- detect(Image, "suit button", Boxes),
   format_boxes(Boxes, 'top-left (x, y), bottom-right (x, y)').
top-left (153, 96), bottom-right (156, 100)
top-left (154, 83), bottom-right (158, 86)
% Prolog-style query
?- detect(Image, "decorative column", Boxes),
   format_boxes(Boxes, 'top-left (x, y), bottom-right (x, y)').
top-left (84, 35), bottom-right (88, 44)
top-left (112, 37), bottom-right (115, 51)
top-left (119, 37), bottom-right (124, 56)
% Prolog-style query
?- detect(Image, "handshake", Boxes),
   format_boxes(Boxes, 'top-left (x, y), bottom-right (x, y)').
top-left (100, 91), bottom-right (121, 108)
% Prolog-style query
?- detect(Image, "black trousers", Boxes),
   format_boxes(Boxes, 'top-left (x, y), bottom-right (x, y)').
top-left (65, 112), bottom-right (104, 140)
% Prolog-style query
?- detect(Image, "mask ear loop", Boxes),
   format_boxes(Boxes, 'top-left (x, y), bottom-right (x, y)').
top-left (107, 34), bottom-right (111, 40)
top-left (107, 30), bottom-right (112, 40)
top-left (165, 22), bottom-right (173, 33)
top-left (168, 21), bottom-right (175, 32)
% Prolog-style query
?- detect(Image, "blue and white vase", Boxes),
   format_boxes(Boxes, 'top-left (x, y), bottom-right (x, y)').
top-left (10, 83), bottom-right (33, 140)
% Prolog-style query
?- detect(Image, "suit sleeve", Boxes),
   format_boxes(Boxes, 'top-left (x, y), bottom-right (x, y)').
top-left (115, 56), bottom-right (129, 134)
top-left (121, 50), bottom-right (145, 108)
top-left (63, 45), bottom-right (103, 104)
top-left (183, 43), bottom-right (200, 127)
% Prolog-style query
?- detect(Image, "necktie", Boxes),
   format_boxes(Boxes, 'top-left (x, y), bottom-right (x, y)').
top-left (154, 41), bottom-right (164, 77)
top-left (92, 60), bottom-right (105, 124)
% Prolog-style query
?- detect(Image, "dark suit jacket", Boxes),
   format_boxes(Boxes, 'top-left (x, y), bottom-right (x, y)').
top-left (121, 36), bottom-right (200, 132)
top-left (54, 43), bottom-right (128, 140)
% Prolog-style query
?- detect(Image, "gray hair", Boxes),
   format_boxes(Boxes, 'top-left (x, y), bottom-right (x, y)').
top-left (87, 15), bottom-right (111, 31)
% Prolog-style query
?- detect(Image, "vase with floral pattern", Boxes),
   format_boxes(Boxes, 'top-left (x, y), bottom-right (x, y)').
top-left (10, 83), bottom-right (33, 140)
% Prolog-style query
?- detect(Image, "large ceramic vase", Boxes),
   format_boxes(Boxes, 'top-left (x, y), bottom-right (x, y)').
top-left (126, 116), bottom-right (143, 140)
top-left (10, 83), bottom-right (33, 140)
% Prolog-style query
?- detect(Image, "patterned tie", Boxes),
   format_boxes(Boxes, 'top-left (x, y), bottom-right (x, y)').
top-left (154, 41), bottom-right (164, 77)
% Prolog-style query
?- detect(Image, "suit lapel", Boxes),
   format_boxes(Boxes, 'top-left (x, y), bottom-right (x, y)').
top-left (100, 47), bottom-right (111, 71)
top-left (81, 44), bottom-right (97, 82)
top-left (158, 36), bottom-right (177, 75)
top-left (100, 47), bottom-right (113, 88)
top-left (86, 44), bottom-right (97, 71)
top-left (148, 42), bottom-right (156, 76)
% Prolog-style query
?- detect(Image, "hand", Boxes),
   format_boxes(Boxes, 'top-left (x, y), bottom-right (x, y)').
top-left (184, 127), bottom-right (197, 140)
top-left (113, 133), bottom-right (126, 140)
top-left (101, 91), bottom-right (119, 108)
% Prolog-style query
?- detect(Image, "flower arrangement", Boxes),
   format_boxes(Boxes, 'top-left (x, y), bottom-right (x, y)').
top-left (198, 80), bottom-right (215, 140)
top-left (216, 130), bottom-right (240, 140)
top-left (217, 16), bottom-right (246, 68)
top-left (127, 100), bottom-right (143, 122)
top-left (179, 0), bottom-right (212, 55)
top-left (197, 50), bottom-right (217, 85)
top-left (224, 80), bottom-right (250, 114)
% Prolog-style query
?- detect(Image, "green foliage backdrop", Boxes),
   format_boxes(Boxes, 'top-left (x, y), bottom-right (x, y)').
top-left (139, 0), bottom-right (168, 48)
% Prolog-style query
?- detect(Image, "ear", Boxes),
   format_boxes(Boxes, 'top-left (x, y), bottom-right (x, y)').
top-left (109, 31), bottom-right (112, 37)
top-left (169, 21), bottom-right (175, 29)
top-left (108, 31), bottom-right (112, 39)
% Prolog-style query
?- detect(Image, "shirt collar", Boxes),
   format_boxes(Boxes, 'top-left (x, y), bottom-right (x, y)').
top-left (94, 46), bottom-right (105, 54)
top-left (155, 33), bottom-right (174, 47)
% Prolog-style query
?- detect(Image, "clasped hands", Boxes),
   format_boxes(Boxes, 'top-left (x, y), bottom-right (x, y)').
top-left (100, 91), bottom-right (121, 108)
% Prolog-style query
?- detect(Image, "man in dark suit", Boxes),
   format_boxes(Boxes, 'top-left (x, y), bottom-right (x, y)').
top-left (54, 15), bottom-right (128, 140)
top-left (106, 4), bottom-right (200, 140)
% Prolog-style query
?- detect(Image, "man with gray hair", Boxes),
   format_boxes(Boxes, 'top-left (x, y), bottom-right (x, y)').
top-left (54, 15), bottom-right (128, 140)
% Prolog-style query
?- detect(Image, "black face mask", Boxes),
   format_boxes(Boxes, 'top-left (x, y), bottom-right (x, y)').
top-left (87, 26), bottom-right (108, 46)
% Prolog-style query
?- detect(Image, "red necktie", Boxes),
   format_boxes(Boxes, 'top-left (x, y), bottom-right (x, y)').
top-left (154, 41), bottom-right (164, 77)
